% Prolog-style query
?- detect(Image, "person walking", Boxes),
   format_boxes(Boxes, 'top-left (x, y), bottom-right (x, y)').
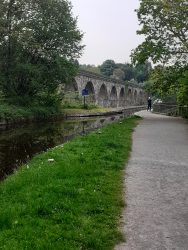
top-left (147, 97), bottom-right (152, 111)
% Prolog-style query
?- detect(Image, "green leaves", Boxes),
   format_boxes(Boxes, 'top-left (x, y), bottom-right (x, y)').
top-left (100, 60), bottom-right (116, 77)
top-left (0, 0), bottom-right (84, 106)
top-left (177, 70), bottom-right (188, 105)
top-left (132, 0), bottom-right (188, 65)
top-left (132, 0), bottom-right (188, 106)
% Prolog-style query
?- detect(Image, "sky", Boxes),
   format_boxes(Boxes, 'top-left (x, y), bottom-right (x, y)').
top-left (70, 0), bottom-right (144, 66)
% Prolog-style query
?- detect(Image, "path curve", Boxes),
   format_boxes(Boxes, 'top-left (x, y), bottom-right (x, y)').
top-left (115, 111), bottom-right (188, 250)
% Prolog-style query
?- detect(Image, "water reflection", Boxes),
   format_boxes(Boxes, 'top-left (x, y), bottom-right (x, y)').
top-left (0, 115), bottom-right (124, 180)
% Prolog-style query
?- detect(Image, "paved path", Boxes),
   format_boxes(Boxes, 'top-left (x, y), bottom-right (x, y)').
top-left (115, 111), bottom-right (188, 250)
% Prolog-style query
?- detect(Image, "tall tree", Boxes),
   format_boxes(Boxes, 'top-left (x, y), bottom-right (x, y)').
top-left (134, 61), bottom-right (152, 83)
top-left (177, 70), bottom-right (188, 106)
top-left (132, 0), bottom-right (188, 108)
top-left (0, 0), bottom-right (84, 106)
top-left (111, 68), bottom-right (125, 81)
top-left (132, 0), bottom-right (188, 65)
top-left (116, 63), bottom-right (134, 81)
top-left (79, 64), bottom-right (101, 74)
top-left (100, 60), bottom-right (116, 77)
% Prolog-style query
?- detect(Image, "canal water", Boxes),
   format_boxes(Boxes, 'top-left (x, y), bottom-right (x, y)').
top-left (0, 115), bottom-right (124, 180)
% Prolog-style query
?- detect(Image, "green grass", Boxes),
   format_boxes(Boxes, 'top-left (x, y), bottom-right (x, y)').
top-left (0, 103), bottom-right (32, 120)
top-left (0, 102), bottom-right (115, 122)
top-left (0, 103), bottom-right (62, 122)
top-left (0, 116), bottom-right (140, 249)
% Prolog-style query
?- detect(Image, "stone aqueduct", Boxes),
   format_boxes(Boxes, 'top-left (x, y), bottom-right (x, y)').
top-left (64, 70), bottom-right (147, 108)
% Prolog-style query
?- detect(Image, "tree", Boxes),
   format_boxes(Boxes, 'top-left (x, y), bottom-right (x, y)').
top-left (134, 61), bottom-right (152, 83)
top-left (0, 0), bottom-right (84, 106)
top-left (132, 0), bottom-right (188, 110)
top-left (177, 70), bottom-right (188, 105)
top-left (111, 68), bottom-right (125, 81)
top-left (79, 64), bottom-right (101, 74)
top-left (116, 63), bottom-right (134, 81)
top-left (100, 60), bottom-right (116, 77)
top-left (132, 0), bottom-right (188, 65)
top-left (149, 64), bottom-right (188, 103)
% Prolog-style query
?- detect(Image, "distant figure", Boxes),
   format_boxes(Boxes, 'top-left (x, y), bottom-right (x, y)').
top-left (147, 97), bottom-right (152, 111)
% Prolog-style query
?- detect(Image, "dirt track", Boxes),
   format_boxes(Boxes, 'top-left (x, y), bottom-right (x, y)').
top-left (115, 111), bottom-right (188, 250)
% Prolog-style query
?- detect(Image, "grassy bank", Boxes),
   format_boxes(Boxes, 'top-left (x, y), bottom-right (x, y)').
top-left (0, 103), bottom-right (114, 123)
top-left (0, 103), bottom-right (63, 122)
top-left (0, 116), bottom-right (140, 249)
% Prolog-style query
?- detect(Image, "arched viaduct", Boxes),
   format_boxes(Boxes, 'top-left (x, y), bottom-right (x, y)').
top-left (64, 70), bottom-right (147, 108)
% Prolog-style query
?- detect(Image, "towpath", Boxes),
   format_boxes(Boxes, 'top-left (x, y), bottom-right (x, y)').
top-left (115, 110), bottom-right (188, 250)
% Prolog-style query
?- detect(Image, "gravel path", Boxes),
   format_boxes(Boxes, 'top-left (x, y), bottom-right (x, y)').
top-left (115, 111), bottom-right (188, 250)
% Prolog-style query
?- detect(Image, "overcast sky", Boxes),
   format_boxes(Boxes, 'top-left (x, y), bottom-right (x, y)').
top-left (71, 0), bottom-right (144, 66)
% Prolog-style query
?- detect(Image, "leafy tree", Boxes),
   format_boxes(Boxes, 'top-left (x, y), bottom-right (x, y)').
top-left (111, 68), bottom-right (125, 81)
top-left (0, 0), bottom-right (83, 106)
top-left (150, 65), bottom-right (187, 102)
top-left (100, 60), bottom-right (116, 77)
top-left (143, 80), bottom-right (157, 97)
top-left (134, 62), bottom-right (152, 83)
top-left (116, 63), bottom-right (134, 81)
top-left (98, 59), bottom-right (151, 84)
top-left (132, 0), bottom-right (188, 65)
top-left (177, 70), bottom-right (188, 105)
top-left (79, 64), bottom-right (101, 74)
top-left (132, 0), bottom-right (188, 108)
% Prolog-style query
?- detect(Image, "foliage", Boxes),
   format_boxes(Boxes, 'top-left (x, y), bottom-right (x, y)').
top-left (177, 70), bottom-right (188, 105)
top-left (100, 60), bottom-right (116, 77)
top-left (0, 102), bottom-right (62, 121)
top-left (134, 61), bottom-right (152, 83)
top-left (79, 64), bottom-right (101, 74)
top-left (143, 80), bottom-right (158, 97)
top-left (119, 63), bottom-right (134, 81)
top-left (62, 91), bottom-right (98, 109)
top-left (132, 0), bottom-right (188, 65)
top-left (149, 65), bottom-right (187, 102)
top-left (111, 68), bottom-right (125, 81)
top-left (114, 63), bottom-right (134, 81)
top-left (0, 103), bottom-right (32, 120)
top-left (0, 0), bottom-right (83, 107)
top-left (0, 116), bottom-right (140, 249)
top-left (99, 60), bottom-right (151, 83)
top-left (132, 0), bottom-right (188, 107)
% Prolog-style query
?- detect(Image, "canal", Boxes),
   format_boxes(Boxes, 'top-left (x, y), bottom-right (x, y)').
top-left (0, 115), bottom-right (125, 180)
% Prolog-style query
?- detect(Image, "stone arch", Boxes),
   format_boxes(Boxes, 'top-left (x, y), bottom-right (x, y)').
top-left (62, 80), bottom-right (79, 107)
top-left (98, 84), bottom-right (108, 107)
top-left (119, 88), bottom-right (125, 107)
top-left (134, 90), bottom-right (138, 104)
top-left (65, 80), bottom-right (78, 92)
top-left (110, 86), bottom-right (118, 107)
top-left (85, 81), bottom-right (96, 103)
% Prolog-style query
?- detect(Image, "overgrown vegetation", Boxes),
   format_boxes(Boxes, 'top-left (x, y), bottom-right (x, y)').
top-left (79, 60), bottom-right (152, 83)
top-left (0, 0), bottom-right (83, 118)
top-left (0, 116), bottom-right (140, 249)
top-left (62, 91), bottom-right (99, 110)
top-left (0, 102), bottom-right (63, 122)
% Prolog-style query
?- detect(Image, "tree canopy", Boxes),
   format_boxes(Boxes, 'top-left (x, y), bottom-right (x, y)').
top-left (97, 60), bottom-right (151, 83)
top-left (132, 0), bottom-right (188, 109)
top-left (99, 60), bottom-right (116, 77)
top-left (0, 0), bottom-right (84, 106)
top-left (132, 0), bottom-right (188, 65)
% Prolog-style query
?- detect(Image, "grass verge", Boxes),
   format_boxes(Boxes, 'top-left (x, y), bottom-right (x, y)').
top-left (0, 103), bottom-right (62, 122)
top-left (0, 116), bottom-right (140, 249)
top-left (0, 103), bottom-right (114, 122)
